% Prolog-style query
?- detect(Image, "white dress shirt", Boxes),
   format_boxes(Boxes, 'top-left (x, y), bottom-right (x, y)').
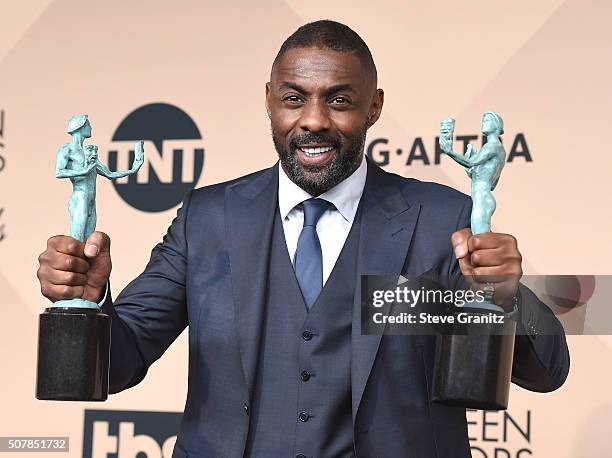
top-left (278, 155), bottom-right (368, 285)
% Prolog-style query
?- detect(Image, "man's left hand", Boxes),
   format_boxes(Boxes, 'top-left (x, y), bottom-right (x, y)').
top-left (451, 228), bottom-right (523, 311)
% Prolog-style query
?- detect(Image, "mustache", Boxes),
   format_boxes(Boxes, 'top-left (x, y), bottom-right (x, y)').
top-left (289, 133), bottom-right (341, 150)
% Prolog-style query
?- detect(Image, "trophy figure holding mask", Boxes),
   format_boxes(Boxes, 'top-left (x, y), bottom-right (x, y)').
top-left (440, 112), bottom-right (504, 235)
top-left (433, 112), bottom-right (518, 410)
top-left (36, 114), bottom-right (144, 401)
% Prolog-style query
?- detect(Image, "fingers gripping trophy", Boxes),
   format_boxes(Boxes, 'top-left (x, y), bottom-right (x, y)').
top-left (432, 112), bottom-right (518, 410)
top-left (36, 115), bottom-right (144, 401)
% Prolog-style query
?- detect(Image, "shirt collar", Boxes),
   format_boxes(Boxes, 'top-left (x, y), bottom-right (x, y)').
top-left (278, 154), bottom-right (367, 223)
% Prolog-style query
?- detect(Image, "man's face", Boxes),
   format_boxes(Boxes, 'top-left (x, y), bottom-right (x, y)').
top-left (266, 47), bottom-right (383, 196)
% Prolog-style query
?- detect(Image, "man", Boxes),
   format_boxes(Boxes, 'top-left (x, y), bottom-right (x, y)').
top-left (37, 20), bottom-right (569, 458)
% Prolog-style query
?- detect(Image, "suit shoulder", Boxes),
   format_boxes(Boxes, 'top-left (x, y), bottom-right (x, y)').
top-left (382, 168), bottom-right (470, 207)
top-left (377, 168), bottom-right (472, 232)
top-left (186, 165), bottom-right (274, 207)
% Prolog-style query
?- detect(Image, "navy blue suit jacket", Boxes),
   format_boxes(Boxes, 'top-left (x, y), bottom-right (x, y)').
top-left (102, 158), bottom-right (569, 457)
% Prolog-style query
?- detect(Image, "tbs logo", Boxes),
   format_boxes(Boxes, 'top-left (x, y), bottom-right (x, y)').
top-left (108, 103), bottom-right (205, 212)
top-left (83, 409), bottom-right (182, 458)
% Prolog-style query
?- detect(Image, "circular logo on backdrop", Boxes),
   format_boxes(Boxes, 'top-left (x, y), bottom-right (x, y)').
top-left (108, 103), bottom-right (205, 212)
top-left (543, 275), bottom-right (596, 311)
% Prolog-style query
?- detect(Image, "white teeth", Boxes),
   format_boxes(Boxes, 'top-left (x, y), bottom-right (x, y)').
top-left (300, 146), bottom-right (334, 156)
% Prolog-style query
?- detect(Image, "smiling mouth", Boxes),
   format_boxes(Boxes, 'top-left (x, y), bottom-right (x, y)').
top-left (298, 145), bottom-right (335, 156)
top-left (295, 145), bottom-right (337, 166)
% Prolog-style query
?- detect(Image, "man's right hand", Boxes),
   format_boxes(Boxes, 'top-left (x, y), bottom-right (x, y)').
top-left (37, 231), bottom-right (112, 304)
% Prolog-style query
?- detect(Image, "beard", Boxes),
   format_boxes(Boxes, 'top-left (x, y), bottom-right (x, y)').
top-left (271, 121), bottom-right (368, 196)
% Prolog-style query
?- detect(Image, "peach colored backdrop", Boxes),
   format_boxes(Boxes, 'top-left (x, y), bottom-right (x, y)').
top-left (1, 1), bottom-right (610, 456)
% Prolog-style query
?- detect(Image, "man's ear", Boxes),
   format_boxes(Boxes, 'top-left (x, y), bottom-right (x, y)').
top-left (265, 82), bottom-right (271, 118)
top-left (367, 88), bottom-right (384, 127)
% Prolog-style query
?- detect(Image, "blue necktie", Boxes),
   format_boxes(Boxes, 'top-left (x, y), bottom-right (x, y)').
top-left (294, 198), bottom-right (331, 311)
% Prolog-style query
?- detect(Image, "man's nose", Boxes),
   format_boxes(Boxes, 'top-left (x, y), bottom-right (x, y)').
top-left (298, 99), bottom-right (331, 133)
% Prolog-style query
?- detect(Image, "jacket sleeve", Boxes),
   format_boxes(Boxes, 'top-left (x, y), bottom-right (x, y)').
top-left (100, 190), bottom-right (193, 393)
top-left (453, 198), bottom-right (570, 392)
top-left (511, 284), bottom-right (570, 392)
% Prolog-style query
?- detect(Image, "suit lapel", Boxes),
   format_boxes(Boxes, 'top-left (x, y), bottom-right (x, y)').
top-left (226, 164), bottom-right (279, 397)
top-left (351, 159), bottom-right (422, 423)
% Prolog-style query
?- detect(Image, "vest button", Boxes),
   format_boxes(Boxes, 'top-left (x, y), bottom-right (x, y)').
top-left (243, 403), bottom-right (249, 416)
top-left (300, 370), bottom-right (311, 381)
top-left (302, 330), bottom-right (313, 340)
top-left (296, 455), bottom-right (307, 458)
top-left (298, 411), bottom-right (310, 422)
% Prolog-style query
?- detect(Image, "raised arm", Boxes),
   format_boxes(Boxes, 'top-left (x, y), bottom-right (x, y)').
top-left (451, 200), bottom-right (570, 392)
top-left (510, 283), bottom-right (571, 392)
top-left (444, 149), bottom-right (473, 168)
top-left (99, 190), bottom-right (192, 392)
top-left (446, 145), bottom-right (497, 169)
top-left (96, 161), bottom-right (133, 179)
top-left (96, 141), bottom-right (144, 180)
top-left (55, 145), bottom-right (96, 178)
top-left (439, 137), bottom-right (476, 168)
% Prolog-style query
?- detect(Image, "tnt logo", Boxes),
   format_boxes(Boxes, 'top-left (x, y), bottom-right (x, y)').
top-left (83, 409), bottom-right (182, 458)
top-left (108, 103), bottom-right (205, 212)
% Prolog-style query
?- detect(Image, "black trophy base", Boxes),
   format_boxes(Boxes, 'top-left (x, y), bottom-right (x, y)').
top-left (432, 310), bottom-right (516, 410)
top-left (36, 306), bottom-right (111, 401)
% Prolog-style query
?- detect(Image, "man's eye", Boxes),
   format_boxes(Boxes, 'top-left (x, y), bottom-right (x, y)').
top-left (283, 95), bottom-right (302, 103)
top-left (331, 97), bottom-right (349, 105)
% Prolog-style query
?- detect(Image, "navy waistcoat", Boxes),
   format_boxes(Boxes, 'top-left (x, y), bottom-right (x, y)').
top-left (244, 201), bottom-right (362, 458)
